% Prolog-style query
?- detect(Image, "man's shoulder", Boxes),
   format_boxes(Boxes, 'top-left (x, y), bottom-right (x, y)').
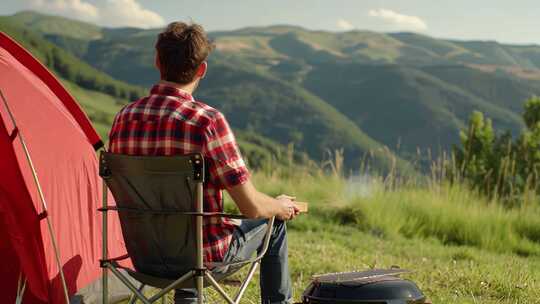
top-left (189, 99), bottom-right (224, 122)
top-left (164, 97), bottom-right (225, 130)
top-left (116, 95), bottom-right (147, 113)
top-left (112, 97), bottom-right (141, 120)
top-left (116, 95), bottom-right (220, 116)
top-left (112, 94), bottom-right (227, 130)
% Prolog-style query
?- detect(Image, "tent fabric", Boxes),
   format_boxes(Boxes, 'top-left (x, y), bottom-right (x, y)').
top-left (0, 33), bottom-right (103, 150)
top-left (0, 32), bottom-right (127, 303)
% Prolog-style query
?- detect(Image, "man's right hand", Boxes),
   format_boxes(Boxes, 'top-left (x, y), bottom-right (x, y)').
top-left (276, 194), bottom-right (300, 221)
top-left (227, 180), bottom-right (300, 220)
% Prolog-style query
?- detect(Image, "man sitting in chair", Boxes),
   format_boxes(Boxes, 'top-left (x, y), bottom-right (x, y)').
top-left (108, 22), bottom-right (299, 304)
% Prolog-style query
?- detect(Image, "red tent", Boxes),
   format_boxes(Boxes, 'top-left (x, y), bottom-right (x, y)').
top-left (0, 32), bottom-right (128, 303)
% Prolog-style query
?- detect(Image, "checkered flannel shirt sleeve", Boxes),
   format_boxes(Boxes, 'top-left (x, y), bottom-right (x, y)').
top-left (203, 112), bottom-right (250, 189)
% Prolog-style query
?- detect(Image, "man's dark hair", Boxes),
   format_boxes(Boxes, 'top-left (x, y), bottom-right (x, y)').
top-left (155, 22), bottom-right (213, 84)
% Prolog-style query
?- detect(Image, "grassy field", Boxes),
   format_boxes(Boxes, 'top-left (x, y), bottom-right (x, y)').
top-left (66, 82), bottom-right (540, 303)
top-left (63, 69), bottom-right (540, 303)
top-left (120, 168), bottom-right (539, 304)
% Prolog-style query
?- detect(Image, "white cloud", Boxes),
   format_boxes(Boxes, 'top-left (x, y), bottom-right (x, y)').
top-left (27, 0), bottom-right (165, 29)
top-left (29, 0), bottom-right (99, 22)
top-left (99, 0), bottom-right (165, 28)
top-left (336, 19), bottom-right (354, 31)
top-left (368, 8), bottom-right (427, 31)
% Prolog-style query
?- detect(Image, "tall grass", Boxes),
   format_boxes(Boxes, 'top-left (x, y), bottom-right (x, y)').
top-left (337, 185), bottom-right (540, 256)
top-left (243, 148), bottom-right (540, 257)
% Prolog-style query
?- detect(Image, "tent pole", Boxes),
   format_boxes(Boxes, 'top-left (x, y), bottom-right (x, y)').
top-left (0, 90), bottom-right (71, 304)
top-left (15, 271), bottom-right (27, 304)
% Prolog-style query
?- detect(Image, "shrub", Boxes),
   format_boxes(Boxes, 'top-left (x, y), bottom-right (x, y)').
top-left (451, 97), bottom-right (540, 206)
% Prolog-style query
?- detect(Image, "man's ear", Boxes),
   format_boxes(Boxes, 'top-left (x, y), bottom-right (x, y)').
top-left (154, 52), bottom-right (161, 70)
top-left (197, 62), bottom-right (207, 79)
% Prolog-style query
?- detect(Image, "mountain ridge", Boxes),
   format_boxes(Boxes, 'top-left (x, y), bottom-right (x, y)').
top-left (2, 11), bottom-right (539, 171)
top-left (1, 12), bottom-right (409, 172)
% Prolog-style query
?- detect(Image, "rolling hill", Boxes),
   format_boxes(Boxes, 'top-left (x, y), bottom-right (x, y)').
top-left (302, 63), bottom-right (525, 154)
top-left (2, 11), bottom-right (540, 171)
top-left (0, 12), bottom-right (407, 171)
top-left (0, 15), bottom-right (145, 100)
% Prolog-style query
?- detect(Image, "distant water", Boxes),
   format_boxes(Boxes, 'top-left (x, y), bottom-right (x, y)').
top-left (345, 174), bottom-right (375, 199)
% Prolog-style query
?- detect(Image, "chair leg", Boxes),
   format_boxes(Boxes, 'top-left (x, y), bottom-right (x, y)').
top-left (108, 266), bottom-right (152, 304)
top-left (195, 179), bottom-right (204, 304)
top-left (148, 271), bottom-right (195, 302)
top-left (196, 273), bottom-right (204, 304)
top-left (234, 261), bottom-right (260, 303)
top-left (128, 284), bottom-right (145, 304)
top-left (102, 179), bottom-right (109, 304)
top-left (205, 272), bottom-right (235, 304)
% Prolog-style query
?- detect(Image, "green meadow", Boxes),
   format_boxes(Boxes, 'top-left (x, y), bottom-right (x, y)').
top-left (59, 46), bottom-right (540, 304)
top-left (63, 78), bottom-right (540, 304)
top-left (117, 166), bottom-right (539, 304)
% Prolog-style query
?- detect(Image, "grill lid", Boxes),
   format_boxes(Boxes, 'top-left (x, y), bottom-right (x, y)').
top-left (303, 269), bottom-right (425, 304)
top-left (313, 269), bottom-right (411, 284)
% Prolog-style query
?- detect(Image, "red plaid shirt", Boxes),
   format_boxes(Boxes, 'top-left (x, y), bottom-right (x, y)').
top-left (109, 83), bottom-right (250, 262)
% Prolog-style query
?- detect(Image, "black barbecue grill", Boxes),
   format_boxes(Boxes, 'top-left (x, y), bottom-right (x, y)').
top-left (301, 269), bottom-right (426, 304)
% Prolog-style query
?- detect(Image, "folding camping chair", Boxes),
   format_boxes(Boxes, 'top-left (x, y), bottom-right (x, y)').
top-left (98, 152), bottom-right (275, 304)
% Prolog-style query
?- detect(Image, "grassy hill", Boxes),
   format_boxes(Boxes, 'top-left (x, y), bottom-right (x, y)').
top-left (11, 11), bottom-right (538, 162)
top-left (9, 11), bottom-right (540, 70)
top-left (4, 11), bottom-right (540, 168)
top-left (303, 63), bottom-right (525, 154)
top-left (241, 169), bottom-right (540, 304)
top-left (198, 62), bottom-right (409, 170)
top-left (114, 166), bottom-right (540, 304)
top-left (6, 10), bottom-right (103, 40)
top-left (2, 12), bottom-right (406, 170)
top-left (0, 16), bottom-right (145, 100)
top-left (421, 65), bottom-right (540, 113)
top-left (0, 16), bottom-right (324, 170)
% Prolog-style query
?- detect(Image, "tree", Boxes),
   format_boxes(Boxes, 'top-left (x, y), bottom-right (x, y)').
top-left (453, 111), bottom-right (496, 194)
top-left (451, 97), bottom-right (540, 205)
top-left (517, 97), bottom-right (540, 196)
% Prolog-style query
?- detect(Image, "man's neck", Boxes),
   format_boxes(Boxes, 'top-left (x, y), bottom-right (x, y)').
top-left (159, 80), bottom-right (197, 95)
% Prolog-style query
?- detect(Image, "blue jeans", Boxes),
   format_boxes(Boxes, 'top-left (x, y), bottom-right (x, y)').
top-left (175, 219), bottom-right (292, 304)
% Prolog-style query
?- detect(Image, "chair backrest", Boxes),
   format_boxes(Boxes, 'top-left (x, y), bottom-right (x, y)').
top-left (99, 152), bottom-right (204, 279)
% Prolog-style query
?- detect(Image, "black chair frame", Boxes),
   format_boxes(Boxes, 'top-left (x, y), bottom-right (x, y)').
top-left (98, 152), bottom-right (275, 304)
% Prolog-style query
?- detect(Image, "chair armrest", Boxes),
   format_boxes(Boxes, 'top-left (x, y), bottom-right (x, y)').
top-left (98, 206), bottom-right (247, 219)
top-left (206, 217), bottom-right (276, 269)
top-left (197, 212), bottom-right (247, 219)
top-left (206, 259), bottom-right (253, 269)
top-left (100, 253), bottom-right (130, 268)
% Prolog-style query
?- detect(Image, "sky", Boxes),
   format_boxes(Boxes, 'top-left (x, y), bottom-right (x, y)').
top-left (2, 0), bottom-right (540, 45)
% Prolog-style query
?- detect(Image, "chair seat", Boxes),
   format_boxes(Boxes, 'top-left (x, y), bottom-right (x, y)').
top-left (124, 269), bottom-right (195, 289)
top-left (123, 265), bottom-right (234, 289)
